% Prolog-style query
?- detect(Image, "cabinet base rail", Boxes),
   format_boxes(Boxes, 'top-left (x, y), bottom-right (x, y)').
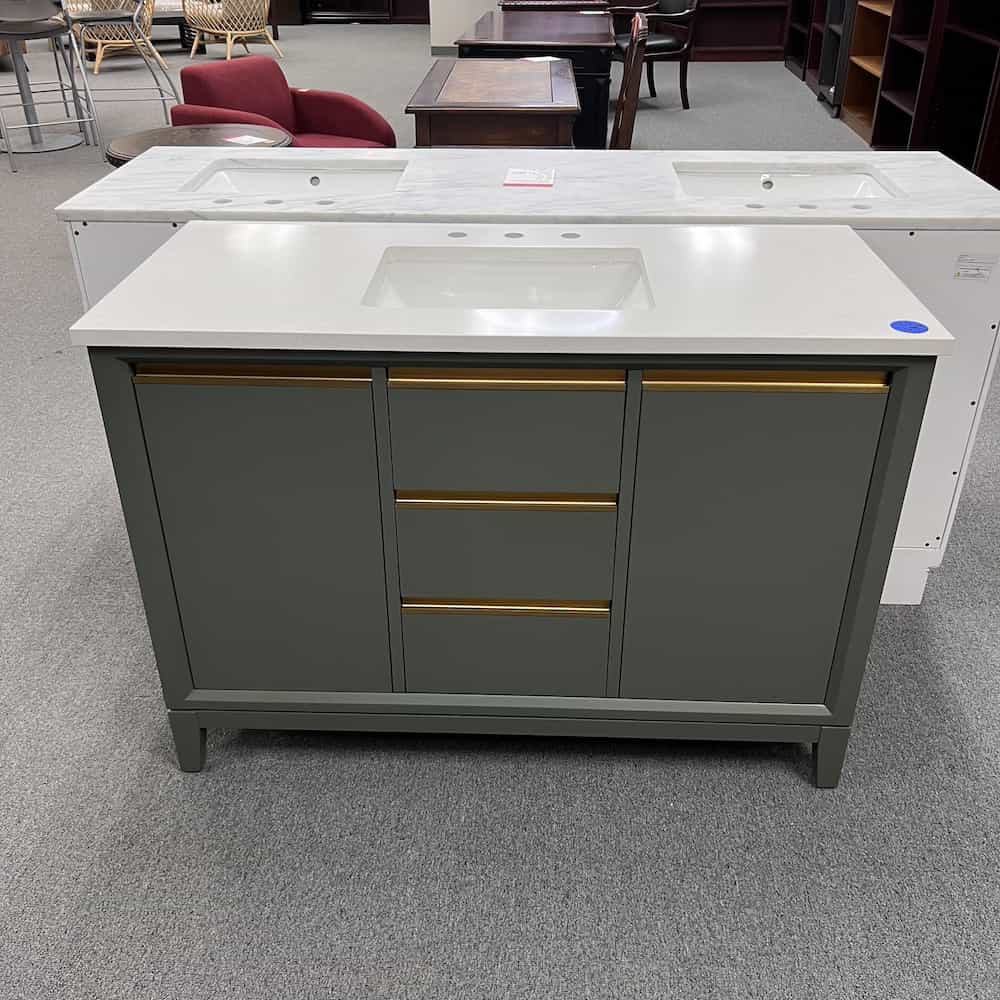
top-left (166, 709), bottom-right (850, 787)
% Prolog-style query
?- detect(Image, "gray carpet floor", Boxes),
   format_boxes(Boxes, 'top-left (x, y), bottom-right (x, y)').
top-left (1, 25), bottom-right (998, 1000)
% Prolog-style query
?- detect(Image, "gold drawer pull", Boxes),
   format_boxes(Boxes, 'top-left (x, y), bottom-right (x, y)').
top-left (389, 368), bottom-right (625, 390)
top-left (134, 365), bottom-right (372, 388)
top-left (396, 492), bottom-right (617, 511)
top-left (642, 370), bottom-right (889, 393)
top-left (402, 598), bottom-right (610, 617)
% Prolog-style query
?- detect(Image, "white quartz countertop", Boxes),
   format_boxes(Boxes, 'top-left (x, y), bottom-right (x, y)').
top-left (55, 148), bottom-right (1000, 229)
top-left (72, 221), bottom-right (952, 356)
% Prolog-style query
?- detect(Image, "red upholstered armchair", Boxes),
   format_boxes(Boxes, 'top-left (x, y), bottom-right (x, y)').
top-left (171, 56), bottom-right (396, 148)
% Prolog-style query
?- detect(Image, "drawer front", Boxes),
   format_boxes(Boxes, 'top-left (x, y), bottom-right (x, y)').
top-left (396, 502), bottom-right (617, 600)
top-left (388, 368), bottom-right (626, 492)
top-left (402, 605), bottom-right (610, 696)
top-left (424, 113), bottom-right (570, 149)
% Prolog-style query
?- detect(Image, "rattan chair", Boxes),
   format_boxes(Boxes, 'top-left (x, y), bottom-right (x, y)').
top-left (66, 0), bottom-right (168, 74)
top-left (182, 0), bottom-right (282, 61)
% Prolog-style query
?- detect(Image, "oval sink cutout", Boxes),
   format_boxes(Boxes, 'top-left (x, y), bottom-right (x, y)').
top-left (745, 203), bottom-right (764, 209)
top-left (181, 160), bottom-right (408, 196)
top-left (853, 204), bottom-right (873, 210)
top-left (672, 163), bottom-right (897, 199)
top-left (213, 198), bottom-right (231, 204)
top-left (561, 232), bottom-right (582, 239)
top-left (363, 246), bottom-right (653, 310)
top-left (265, 199), bottom-right (283, 205)
top-left (448, 231), bottom-right (468, 238)
top-left (505, 232), bottom-right (525, 239)
top-left (799, 203), bottom-right (818, 210)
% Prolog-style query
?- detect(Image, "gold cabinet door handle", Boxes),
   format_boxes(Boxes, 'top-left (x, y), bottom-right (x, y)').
top-left (642, 370), bottom-right (889, 393)
top-left (133, 365), bottom-right (372, 387)
top-left (401, 598), bottom-right (610, 618)
top-left (395, 492), bottom-right (617, 511)
top-left (388, 368), bottom-right (626, 390)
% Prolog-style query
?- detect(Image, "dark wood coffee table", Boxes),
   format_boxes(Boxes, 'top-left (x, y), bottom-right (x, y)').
top-left (455, 10), bottom-right (615, 150)
top-left (407, 58), bottom-right (579, 148)
top-left (105, 124), bottom-right (292, 167)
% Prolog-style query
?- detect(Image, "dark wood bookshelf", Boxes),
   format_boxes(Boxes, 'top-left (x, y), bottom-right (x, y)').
top-left (785, 0), bottom-right (829, 85)
top-left (788, 0), bottom-right (1000, 190)
top-left (786, 0), bottom-right (856, 112)
top-left (924, 8), bottom-right (1000, 185)
top-left (841, 0), bottom-right (892, 140)
top-left (785, 5), bottom-right (808, 76)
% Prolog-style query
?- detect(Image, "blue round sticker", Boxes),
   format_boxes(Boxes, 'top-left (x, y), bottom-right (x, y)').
top-left (891, 320), bottom-right (929, 335)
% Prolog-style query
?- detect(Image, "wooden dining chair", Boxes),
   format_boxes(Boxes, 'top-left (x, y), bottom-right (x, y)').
top-left (609, 11), bottom-right (647, 150)
top-left (610, 0), bottom-right (700, 109)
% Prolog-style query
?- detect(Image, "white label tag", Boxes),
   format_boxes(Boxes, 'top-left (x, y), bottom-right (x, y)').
top-left (504, 167), bottom-right (555, 188)
top-left (224, 134), bottom-right (272, 146)
top-left (955, 253), bottom-right (999, 281)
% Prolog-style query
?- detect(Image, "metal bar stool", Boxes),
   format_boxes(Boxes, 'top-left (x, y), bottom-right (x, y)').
top-left (61, 0), bottom-right (179, 127)
top-left (0, 0), bottom-right (98, 171)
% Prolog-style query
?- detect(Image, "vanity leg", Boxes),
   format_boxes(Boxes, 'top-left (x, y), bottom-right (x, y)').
top-left (814, 726), bottom-right (851, 788)
top-left (168, 711), bottom-right (206, 772)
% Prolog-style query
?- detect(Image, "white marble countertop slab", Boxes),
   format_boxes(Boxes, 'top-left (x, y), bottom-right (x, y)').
top-left (72, 221), bottom-right (952, 355)
top-left (55, 147), bottom-right (1000, 230)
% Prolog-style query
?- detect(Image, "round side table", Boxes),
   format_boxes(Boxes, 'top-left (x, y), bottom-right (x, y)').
top-left (105, 124), bottom-right (292, 167)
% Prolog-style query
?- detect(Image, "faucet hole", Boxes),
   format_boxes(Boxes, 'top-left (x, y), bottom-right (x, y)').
top-left (504, 232), bottom-right (525, 239)
top-left (447, 231), bottom-right (468, 238)
top-left (309, 175), bottom-right (321, 186)
top-left (561, 232), bottom-right (582, 239)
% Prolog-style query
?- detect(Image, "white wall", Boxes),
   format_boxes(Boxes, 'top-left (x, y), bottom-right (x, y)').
top-left (430, 0), bottom-right (494, 49)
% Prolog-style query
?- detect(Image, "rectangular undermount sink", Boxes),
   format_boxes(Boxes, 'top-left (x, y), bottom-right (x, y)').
top-left (673, 162), bottom-right (899, 200)
top-left (362, 246), bottom-right (654, 310)
top-left (182, 158), bottom-right (408, 197)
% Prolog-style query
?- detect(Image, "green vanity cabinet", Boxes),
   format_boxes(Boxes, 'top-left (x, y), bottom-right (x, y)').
top-left (620, 369), bottom-right (890, 705)
top-left (132, 365), bottom-right (392, 693)
top-left (89, 352), bottom-right (935, 787)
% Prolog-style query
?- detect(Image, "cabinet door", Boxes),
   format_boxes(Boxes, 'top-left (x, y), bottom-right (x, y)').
top-left (135, 367), bottom-right (390, 692)
top-left (621, 370), bottom-right (889, 705)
